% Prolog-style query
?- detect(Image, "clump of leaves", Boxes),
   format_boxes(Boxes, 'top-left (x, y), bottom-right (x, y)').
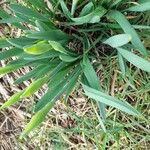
top-left (0, 0), bottom-right (150, 136)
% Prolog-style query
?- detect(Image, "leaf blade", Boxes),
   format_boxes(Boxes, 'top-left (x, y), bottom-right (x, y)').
top-left (0, 91), bottom-right (24, 110)
top-left (127, 2), bottom-right (150, 12)
top-left (103, 34), bottom-right (132, 48)
top-left (117, 47), bottom-right (150, 72)
top-left (109, 10), bottom-right (147, 56)
top-left (83, 84), bottom-right (140, 116)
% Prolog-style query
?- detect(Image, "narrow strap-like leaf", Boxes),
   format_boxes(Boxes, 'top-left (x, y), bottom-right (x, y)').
top-left (60, 0), bottom-right (71, 18)
top-left (10, 4), bottom-right (47, 21)
top-left (71, 6), bottom-right (106, 25)
top-left (83, 84), bottom-right (140, 116)
top-left (117, 47), bottom-right (150, 72)
top-left (21, 100), bottom-right (55, 137)
top-left (27, 31), bottom-right (69, 42)
top-left (35, 65), bottom-right (81, 112)
top-left (0, 39), bottom-right (11, 48)
top-left (0, 64), bottom-right (22, 77)
top-left (79, 2), bottom-right (94, 17)
top-left (48, 41), bottom-right (68, 54)
top-left (59, 54), bottom-right (80, 62)
top-left (126, 2), bottom-right (150, 12)
top-left (21, 76), bottom-right (48, 98)
top-left (81, 55), bottom-right (106, 120)
top-left (71, 0), bottom-right (79, 16)
top-left (7, 37), bottom-right (36, 49)
top-left (118, 52), bottom-right (126, 76)
top-left (108, 10), bottom-right (147, 56)
top-left (0, 48), bottom-right (23, 61)
top-left (35, 20), bottom-right (56, 31)
top-left (14, 65), bottom-right (45, 84)
top-left (0, 91), bottom-right (24, 110)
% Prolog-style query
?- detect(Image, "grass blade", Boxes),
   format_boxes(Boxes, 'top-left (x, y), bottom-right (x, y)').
top-left (27, 31), bottom-right (69, 42)
top-left (81, 55), bottom-right (106, 121)
top-left (117, 47), bottom-right (150, 72)
top-left (0, 91), bottom-right (24, 110)
top-left (83, 84), bottom-right (140, 116)
top-left (0, 48), bottom-right (23, 61)
top-left (0, 64), bottom-right (21, 77)
top-left (10, 4), bottom-right (47, 21)
top-left (126, 2), bottom-right (150, 12)
top-left (21, 101), bottom-right (55, 137)
top-left (118, 52), bottom-right (126, 76)
top-left (79, 2), bottom-right (94, 16)
top-left (71, 6), bottom-right (106, 25)
top-left (109, 10), bottom-right (147, 56)
top-left (71, 0), bottom-right (79, 16)
top-left (21, 76), bottom-right (48, 98)
top-left (0, 39), bottom-right (11, 48)
top-left (48, 41), bottom-right (67, 54)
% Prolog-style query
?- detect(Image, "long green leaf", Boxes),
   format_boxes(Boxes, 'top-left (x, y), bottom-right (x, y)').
top-left (21, 101), bottom-right (55, 136)
top-left (0, 91), bottom-right (24, 110)
top-left (103, 34), bottom-right (131, 48)
top-left (48, 41), bottom-right (67, 54)
top-left (118, 52), bottom-right (126, 76)
top-left (0, 48), bottom-right (23, 61)
top-left (35, 66), bottom-right (81, 112)
top-left (27, 31), bottom-right (69, 42)
top-left (21, 76), bottom-right (48, 98)
top-left (60, 0), bottom-right (71, 18)
top-left (83, 84), bottom-right (140, 116)
top-left (35, 20), bottom-right (55, 31)
top-left (48, 66), bottom-right (71, 88)
top-left (34, 80), bottom-right (67, 112)
top-left (71, 6), bottom-right (106, 25)
top-left (117, 48), bottom-right (150, 72)
top-left (127, 2), bottom-right (150, 12)
top-left (10, 4), bottom-right (47, 21)
top-left (0, 64), bottom-right (21, 77)
top-left (109, 10), bottom-right (147, 56)
top-left (81, 56), bottom-right (101, 90)
top-left (28, 0), bottom-right (49, 13)
top-left (71, 0), bottom-right (79, 16)
top-left (81, 55), bottom-right (106, 120)
top-left (14, 65), bottom-right (45, 84)
top-left (59, 54), bottom-right (80, 62)
top-left (0, 39), bottom-right (11, 48)
top-left (79, 2), bottom-right (94, 16)
top-left (7, 37), bottom-right (36, 49)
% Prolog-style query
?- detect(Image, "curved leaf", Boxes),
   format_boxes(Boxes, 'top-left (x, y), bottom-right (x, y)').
top-left (59, 54), bottom-right (80, 62)
top-left (117, 48), bottom-right (150, 72)
top-left (83, 84), bottom-right (140, 116)
top-left (21, 76), bottom-right (48, 98)
top-left (24, 41), bottom-right (52, 55)
top-left (103, 34), bottom-right (132, 48)
top-left (127, 2), bottom-right (150, 12)
top-left (0, 91), bottom-right (24, 110)
top-left (21, 101), bottom-right (55, 136)
top-left (71, 6), bottom-right (106, 25)
top-left (81, 55), bottom-right (106, 120)
top-left (0, 64), bottom-right (21, 77)
top-left (49, 41), bottom-right (67, 54)
top-left (109, 10), bottom-right (147, 56)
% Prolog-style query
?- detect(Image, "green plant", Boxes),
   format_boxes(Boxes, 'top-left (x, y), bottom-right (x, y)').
top-left (0, 0), bottom-right (150, 136)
